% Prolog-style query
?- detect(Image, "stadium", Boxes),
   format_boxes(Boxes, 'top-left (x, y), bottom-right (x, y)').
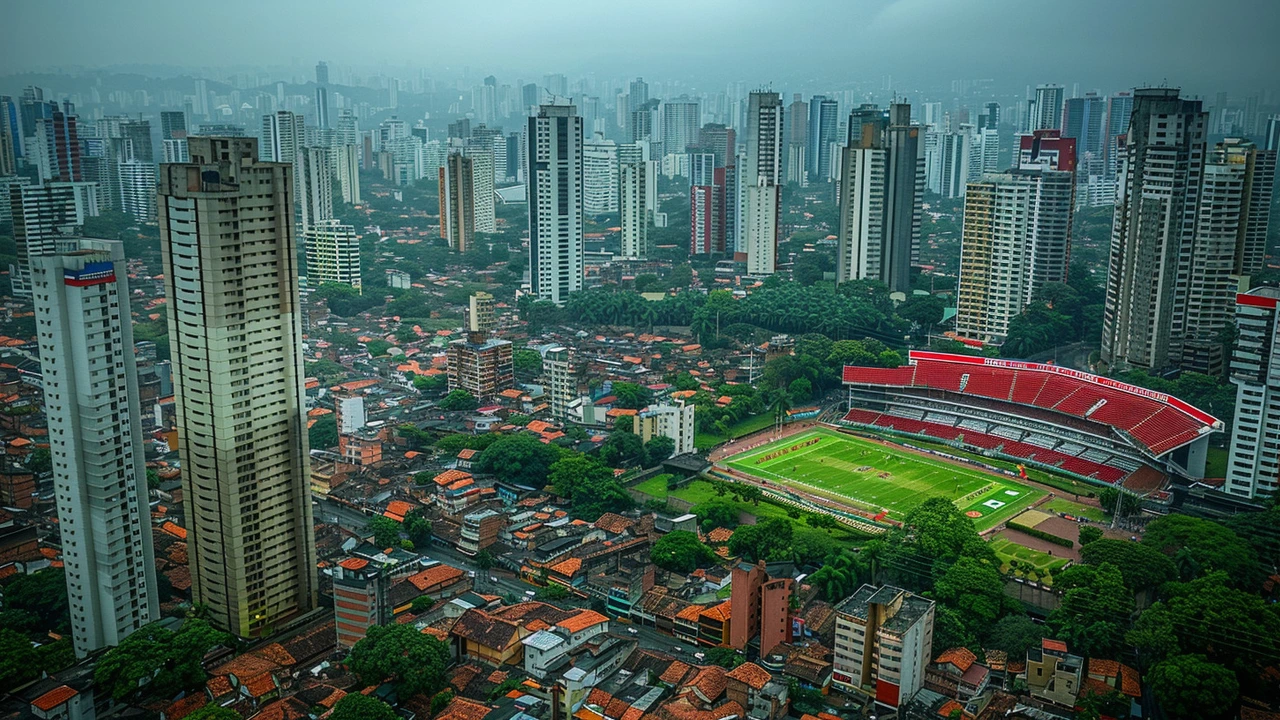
top-left (839, 350), bottom-right (1222, 490)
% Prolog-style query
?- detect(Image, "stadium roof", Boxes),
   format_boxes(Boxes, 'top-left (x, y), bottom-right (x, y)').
top-left (843, 350), bottom-right (1220, 457)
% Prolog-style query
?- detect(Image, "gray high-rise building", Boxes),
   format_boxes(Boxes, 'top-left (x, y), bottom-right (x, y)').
top-left (32, 238), bottom-right (159, 657)
top-left (1226, 287), bottom-right (1280, 501)
top-left (744, 91), bottom-right (784, 275)
top-left (315, 60), bottom-right (329, 86)
top-left (786, 95), bottom-right (808, 186)
top-left (661, 97), bottom-right (700, 156)
top-left (9, 183), bottom-right (80, 297)
top-left (835, 103), bottom-right (924, 293)
top-left (527, 105), bottom-right (583, 304)
top-left (161, 110), bottom-right (188, 141)
top-left (1029, 84), bottom-right (1065, 131)
top-left (158, 137), bottom-right (317, 638)
top-left (809, 97), bottom-right (839, 182)
top-left (1265, 115), bottom-right (1280, 153)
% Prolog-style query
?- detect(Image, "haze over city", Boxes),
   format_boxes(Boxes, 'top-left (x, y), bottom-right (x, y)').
top-left (0, 3), bottom-right (1278, 720)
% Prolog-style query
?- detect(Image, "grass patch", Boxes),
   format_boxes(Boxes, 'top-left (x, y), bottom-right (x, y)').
top-left (1041, 497), bottom-right (1107, 523)
top-left (990, 536), bottom-right (1071, 586)
top-left (664, 479), bottom-right (864, 543)
top-left (634, 473), bottom-right (673, 500)
top-left (1204, 447), bottom-right (1228, 479)
top-left (723, 427), bottom-right (1044, 532)
top-left (695, 413), bottom-right (779, 450)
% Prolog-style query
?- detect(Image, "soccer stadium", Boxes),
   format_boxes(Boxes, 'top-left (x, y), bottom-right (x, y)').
top-left (840, 350), bottom-right (1222, 490)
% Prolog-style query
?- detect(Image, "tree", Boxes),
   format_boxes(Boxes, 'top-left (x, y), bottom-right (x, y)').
top-left (612, 382), bottom-right (653, 409)
top-left (537, 584), bottom-right (570, 601)
top-left (1147, 654), bottom-right (1238, 720)
top-left (1078, 525), bottom-right (1104, 547)
top-left (932, 605), bottom-right (978, 654)
top-left (1047, 563), bottom-right (1133, 658)
top-left (644, 435), bottom-right (676, 466)
top-left (367, 516), bottom-right (401, 549)
top-left (439, 389), bottom-right (479, 412)
top-left (931, 556), bottom-right (1005, 635)
top-left (330, 693), bottom-right (399, 720)
top-left (808, 564), bottom-right (855, 603)
top-left (347, 624), bottom-right (451, 698)
top-left (788, 377), bottom-right (813, 402)
top-left (404, 510), bottom-right (433, 548)
top-left (651, 531), bottom-right (717, 573)
top-left (474, 549), bottom-right (496, 570)
top-left (1079, 538), bottom-right (1176, 591)
top-left (983, 615), bottom-right (1044, 658)
top-left (897, 294), bottom-right (947, 330)
top-left (513, 349), bottom-right (543, 380)
top-left (365, 339), bottom-right (393, 357)
top-left (308, 414), bottom-right (338, 450)
top-left (3, 567), bottom-right (69, 634)
top-left (0, 627), bottom-right (40, 689)
top-left (413, 373), bottom-right (448, 393)
top-left (410, 595), bottom-right (435, 613)
top-left (704, 646), bottom-right (744, 669)
top-left (95, 619), bottom-right (230, 702)
top-left (187, 707), bottom-right (244, 720)
top-left (728, 518), bottom-right (794, 563)
top-left (549, 454), bottom-right (633, 519)
top-left (600, 430), bottom-right (645, 467)
top-left (27, 446), bottom-right (51, 474)
top-left (474, 433), bottom-right (566, 487)
top-left (1097, 487), bottom-right (1141, 517)
top-left (1142, 514), bottom-right (1261, 587)
top-left (696, 501), bottom-right (740, 532)
top-left (899, 497), bottom-right (995, 565)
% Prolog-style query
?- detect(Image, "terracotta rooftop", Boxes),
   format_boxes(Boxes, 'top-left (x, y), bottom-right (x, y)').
top-left (31, 686), bottom-right (77, 712)
top-left (935, 646), bottom-right (977, 672)
top-left (1041, 638), bottom-right (1069, 653)
top-left (557, 609), bottom-right (609, 634)
top-left (407, 563), bottom-right (466, 591)
top-left (706, 527), bottom-right (734, 544)
top-left (437, 696), bottom-right (493, 720)
top-left (725, 661), bottom-right (772, 690)
top-left (593, 512), bottom-right (635, 535)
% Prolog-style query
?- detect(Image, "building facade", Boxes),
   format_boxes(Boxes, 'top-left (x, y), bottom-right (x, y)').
top-left (636, 400), bottom-right (695, 457)
top-left (956, 168), bottom-right (1075, 342)
top-left (744, 92), bottom-right (783, 275)
top-left (446, 331), bottom-right (514, 400)
top-left (583, 136), bottom-right (619, 215)
top-left (32, 238), bottom-right (159, 656)
top-left (9, 183), bottom-right (80, 297)
top-left (441, 152), bottom-right (477, 253)
top-left (528, 104), bottom-right (584, 305)
top-left (304, 219), bottom-right (362, 292)
top-left (1226, 287), bottom-right (1280, 500)
top-left (619, 159), bottom-right (650, 259)
top-left (158, 137), bottom-right (317, 638)
top-left (298, 146), bottom-right (333, 231)
top-left (833, 584), bottom-right (935, 710)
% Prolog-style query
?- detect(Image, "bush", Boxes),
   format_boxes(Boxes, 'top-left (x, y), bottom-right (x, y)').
top-left (1008, 521), bottom-right (1074, 548)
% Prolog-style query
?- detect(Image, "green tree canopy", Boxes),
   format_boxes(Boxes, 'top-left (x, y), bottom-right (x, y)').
top-left (2, 568), bottom-right (69, 634)
top-left (403, 509), bottom-right (433, 548)
top-left (1078, 525), bottom-right (1104, 547)
top-left (983, 614), bottom-right (1045, 658)
top-left (330, 693), bottom-right (399, 720)
top-left (650, 530), bottom-right (717, 573)
top-left (308, 414), bottom-right (338, 451)
top-left (1141, 514), bottom-right (1261, 587)
top-left (695, 501), bottom-right (740, 532)
top-left (474, 433), bottom-right (567, 487)
top-left (644, 435), bottom-right (676, 466)
top-left (1078, 538), bottom-right (1177, 591)
top-left (612, 382), bottom-right (653, 410)
top-left (1147, 654), bottom-right (1238, 720)
top-left (931, 556), bottom-right (1005, 636)
top-left (513, 349), bottom-right (543, 379)
top-left (1047, 563), bottom-right (1133, 659)
top-left (0, 627), bottom-right (40, 689)
top-left (548, 454), bottom-right (634, 519)
top-left (187, 707), bottom-right (244, 720)
top-left (367, 516), bottom-right (401, 549)
top-left (728, 518), bottom-right (794, 563)
top-left (439, 389), bottom-right (479, 412)
top-left (347, 624), bottom-right (451, 698)
top-left (94, 620), bottom-right (230, 702)
top-left (600, 429), bottom-right (645, 467)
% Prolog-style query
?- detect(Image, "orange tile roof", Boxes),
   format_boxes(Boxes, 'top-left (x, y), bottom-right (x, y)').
top-left (458, 448), bottom-right (478, 459)
top-left (725, 662), bottom-right (771, 690)
top-left (1042, 638), bottom-right (1069, 653)
top-left (434, 469), bottom-right (473, 486)
top-left (937, 700), bottom-right (965, 718)
top-left (549, 557), bottom-right (583, 577)
top-left (338, 557), bottom-right (369, 571)
top-left (437, 696), bottom-right (492, 720)
top-left (557, 609), bottom-right (609, 634)
top-left (31, 686), bottom-right (78, 712)
top-left (527, 420), bottom-right (553, 434)
top-left (407, 563), bottom-right (466, 592)
top-left (162, 693), bottom-right (208, 720)
top-left (335, 378), bottom-right (380, 392)
top-left (594, 512), bottom-right (635, 534)
top-left (606, 408), bottom-right (638, 417)
top-left (1088, 658), bottom-right (1119, 678)
top-left (706, 527), bottom-right (734, 544)
top-left (384, 500), bottom-right (415, 521)
top-left (935, 647), bottom-right (977, 672)
top-left (660, 660), bottom-right (692, 685)
top-left (1119, 663), bottom-right (1141, 697)
top-left (675, 604), bottom-right (703, 622)
top-left (161, 521), bottom-right (187, 539)
top-left (701, 600), bottom-right (732, 622)
top-left (243, 672), bottom-right (278, 698)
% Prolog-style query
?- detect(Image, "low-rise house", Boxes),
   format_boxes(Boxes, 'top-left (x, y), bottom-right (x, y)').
top-left (924, 647), bottom-right (990, 702)
top-left (1024, 639), bottom-right (1082, 708)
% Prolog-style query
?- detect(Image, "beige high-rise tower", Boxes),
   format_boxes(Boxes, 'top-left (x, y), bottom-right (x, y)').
top-left (158, 136), bottom-right (317, 638)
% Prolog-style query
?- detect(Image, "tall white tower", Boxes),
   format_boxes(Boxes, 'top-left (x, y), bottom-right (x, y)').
top-left (527, 104), bottom-right (583, 304)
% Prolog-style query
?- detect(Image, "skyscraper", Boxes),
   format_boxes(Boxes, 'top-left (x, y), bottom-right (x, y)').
top-left (315, 61), bottom-right (329, 86)
top-left (956, 168), bottom-right (1075, 342)
top-left (466, 139), bottom-right (496, 234)
top-left (661, 97), bottom-right (701, 156)
top-left (627, 78), bottom-right (649, 114)
top-left (528, 104), bottom-right (583, 305)
top-left (1029, 84), bottom-right (1065, 132)
top-left (1, 95), bottom-right (24, 162)
top-left (1225, 287), bottom-right (1280, 501)
top-left (935, 128), bottom-right (972, 199)
top-left (1062, 93), bottom-right (1108, 206)
top-left (785, 95), bottom-right (808, 186)
top-left (1101, 88), bottom-right (1209, 373)
top-left (619, 159), bottom-right (650, 259)
top-left (744, 91), bottom-right (783, 275)
top-left (32, 109), bottom-right (81, 183)
top-left (161, 111), bottom-right (188, 141)
top-left (315, 86), bottom-right (330, 130)
top-left (260, 111), bottom-right (304, 164)
top-left (583, 135), bottom-right (619, 215)
top-left (1264, 115), bottom-right (1280, 153)
top-left (440, 151), bottom-right (476, 253)
top-left (9, 183), bottom-right (80, 297)
top-left (811, 98), bottom-right (839, 182)
top-left (158, 137), bottom-right (317, 638)
top-left (835, 103), bottom-right (924, 293)
top-left (117, 158), bottom-right (157, 222)
top-left (298, 146), bottom-right (333, 231)
top-left (335, 144), bottom-right (361, 204)
top-left (121, 119), bottom-right (154, 164)
top-left (304, 219), bottom-right (362, 292)
top-left (32, 238), bottom-right (159, 657)
top-left (690, 153), bottom-right (726, 256)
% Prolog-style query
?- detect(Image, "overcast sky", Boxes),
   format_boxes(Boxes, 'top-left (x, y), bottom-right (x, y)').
top-left (4, 0), bottom-right (1278, 96)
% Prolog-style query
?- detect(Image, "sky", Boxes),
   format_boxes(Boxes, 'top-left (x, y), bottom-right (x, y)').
top-left (4, 0), bottom-right (1279, 96)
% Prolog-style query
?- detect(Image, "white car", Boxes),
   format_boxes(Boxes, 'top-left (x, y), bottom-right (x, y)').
top-left (627, 628), bottom-right (638, 635)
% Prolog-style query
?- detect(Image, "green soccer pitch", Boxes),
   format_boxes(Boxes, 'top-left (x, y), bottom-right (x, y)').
top-left (722, 427), bottom-right (1045, 532)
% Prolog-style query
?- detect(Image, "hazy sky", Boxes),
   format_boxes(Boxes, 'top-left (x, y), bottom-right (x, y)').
top-left (5, 0), bottom-right (1279, 95)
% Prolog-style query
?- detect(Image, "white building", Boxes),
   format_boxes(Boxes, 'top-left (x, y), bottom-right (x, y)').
top-left (468, 141), bottom-right (496, 234)
top-left (163, 138), bottom-right (190, 163)
top-left (1029, 84), bottom-right (1064, 132)
top-left (956, 169), bottom-right (1075, 342)
top-left (619, 160), bottom-right (649, 259)
top-left (1226, 287), bottom-right (1280, 500)
top-left (8, 183), bottom-right (80, 297)
top-left (157, 137), bottom-right (317, 638)
top-left (542, 346), bottom-right (574, 421)
top-left (118, 159), bottom-right (157, 222)
top-left (298, 146), bottom-right (334, 231)
top-left (744, 179), bottom-right (779, 276)
top-left (528, 104), bottom-right (583, 305)
top-left (305, 219), bottom-right (362, 292)
top-left (743, 92), bottom-right (784, 275)
top-left (260, 110), bottom-right (304, 163)
top-left (335, 143), bottom-right (361, 204)
top-left (637, 400), bottom-right (695, 457)
top-left (32, 238), bottom-right (159, 656)
top-left (583, 136), bottom-right (618, 215)
top-left (833, 584), bottom-right (935, 710)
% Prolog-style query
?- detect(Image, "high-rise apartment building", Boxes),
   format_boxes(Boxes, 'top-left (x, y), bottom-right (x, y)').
top-left (335, 144), bottom-right (361, 204)
top-left (9, 183), bottom-right (80, 297)
top-left (446, 331), bottom-right (514, 400)
top-left (466, 136), bottom-right (496, 234)
top-left (1217, 139), bottom-right (1276, 276)
top-left (690, 153), bottom-right (726, 255)
top-left (1225, 287), bottom-right (1280, 500)
top-left (163, 138), bottom-right (190, 163)
top-left (1028, 84), bottom-right (1064, 132)
top-left (583, 135), bottom-right (619, 215)
top-left (305, 219), bottom-right (362, 292)
top-left (809, 96), bottom-right (838, 182)
top-left (956, 168), bottom-right (1075, 342)
top-left (1, 95), bottom-right (23, 164)
top-left (833, 585), bottom-right (935, 710)
top-left (542, 346), bottom-right (575, 421)
top-left (661, 98), bottom-right (701, 156)
top-left (836, 103), bottom-right (924, 293)
top-left (743, 92), bottom-right (783, 275)
top-left (467, 291), bottom-right (497, 333)
top-left (122, 119), bottom-right (154, 164)
top-left (1062, 93), bottom-right (1108, 207)
top-left (619, 159), bottom-right (650, 259)
top-left (158, 137), bottom-right (317, 638)
top-left (729, 561), bottom-right (794, 657)
top-left (1101, 89), bottom-right (1226, 374)
top-left (785, 95), bottom-right (809, 186)
top-left (117, 158), bottom-right (157, 222)
top-left (441, 151), bottom-right (477, 253)
top-left (1265, 115), bottom-right (1280, 153)
top-left (298, 146), bottom-right (333, 231)
top-left (260, 111), bottom-right (304, 164)
top-left (934, 128), bottom-right (972, 199)
top-left (32, 109), bottom-right (82, 183)
top-left (527, 104), bottom-right (583, 305)
top-left (161, 110), bottom-right (188, 140)
top-left (32, 238), bottom-right (159, 657)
